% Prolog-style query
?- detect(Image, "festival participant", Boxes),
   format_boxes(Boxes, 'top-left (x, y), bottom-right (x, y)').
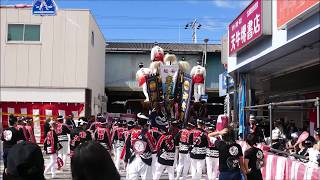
top-left (25, 117), bottom-right (36, 143)
top-left (153, 126), bottom-right (176, 180)
top-left (93, 121), bottom-right (112, 151)
top-left (206, 124), bottom-right (220, 180)
top-left (188, 119), bottom-right (208, 179)
top-left (272, 121), bottom-right (286, 150)
top-left (175, 121), bottom-right (195, 180)
top-left (88, 113), bottom-right (105, 133)
top-left (286, 132), bottom-right (299, 154)
top-left (111, 119), bottom-right (127, 171)
top-left (149, 125), bottom-right (163, 177)
top-left (1, 114), bottom-right (25, 179)
top-left (149, 102), bottom-right (168, 132)
top-left (136, 62), bottom-right (151, 102)
top-left (120, 120), bottom-right (136, 174)
top-left (16, 117), bottom-right (29, 141)
top-left (44, 118), bottom-right (51, 139)
top-left (248, 115), bottom-right (263, 143)
top-left (190, 61), bottom-right (206, 102)
top-left (56, 115), bottom-right (71, 169)
top-left (309, 128), bottom-right (320, 166)
top-left (66, 114), bottom-right (76, 130)
top-left (212, 126), bottom-right (246, 180)
top-left (70, 117), bottom-right (92, 157)
top-left (87, 115), bottom-right (96, 131)
top-left (44, 121), bottom-right (60, 179)
top-left (124, 120), bottom-right (135, 142)
top-left (297, 137), bottom-right (314, 158)
top-left (123, 113), bottom-right (156, 180)
top-left (244, 134), bottom-right (264, 180)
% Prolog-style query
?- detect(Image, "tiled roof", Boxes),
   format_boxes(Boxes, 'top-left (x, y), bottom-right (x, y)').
top-left (105, 42), bottom-right (221, 53)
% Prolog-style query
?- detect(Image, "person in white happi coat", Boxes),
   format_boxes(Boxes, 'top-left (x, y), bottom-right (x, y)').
top-left (136, 62), bottom-right (151, 102)
top-left (153, 126), bottom-right (176, 180)
top-left (188, 119), bottom-right (208, 179)
top-left (206, 124), bottom-right (220, 180)
top-left (190, 61), bottom-right (206, 102)
top-left (122, 113), bottom-right (156, 180)
top-left (175, 121), bottom-right (195, 180)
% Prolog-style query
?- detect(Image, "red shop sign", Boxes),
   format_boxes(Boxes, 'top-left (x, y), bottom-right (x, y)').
top-left (228, 0), bottom-right (271, 55)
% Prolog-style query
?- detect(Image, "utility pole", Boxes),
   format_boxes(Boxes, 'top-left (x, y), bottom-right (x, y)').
top-left (185, 19), bottom-right (202, 43)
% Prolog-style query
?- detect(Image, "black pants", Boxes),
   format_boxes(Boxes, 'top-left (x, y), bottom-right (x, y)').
top-left (247, 170), bottom-right (262, 180)
top-left (219, 170), bottom-right (242, 180)
top-left (2, 149), bottom-right (9, 180)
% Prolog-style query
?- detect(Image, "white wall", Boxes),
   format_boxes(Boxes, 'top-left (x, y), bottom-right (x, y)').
top-left (0, 8), bottom-right (106, 114)
top-left (0, 8), bottom-right (90, 88)
top-left (87, 12), bottom-right (106, 114)
top-left (0, 87), bottom-right (85, 103)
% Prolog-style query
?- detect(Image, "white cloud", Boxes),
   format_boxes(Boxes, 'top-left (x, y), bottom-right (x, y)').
top-left (213, 0), bottom-right (231, 8)
top-left (212, 0), bottom-right (252, 9)
top-left (202, 16), bottom-right (229, 32)
top-left (239, 0), bottom-right (252, 8)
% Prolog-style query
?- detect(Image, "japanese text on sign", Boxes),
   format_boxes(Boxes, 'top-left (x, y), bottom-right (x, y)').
top-left (229, 0), bottom-right (262, 55)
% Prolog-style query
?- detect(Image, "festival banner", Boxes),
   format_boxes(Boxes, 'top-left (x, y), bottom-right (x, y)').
top-left (174, 70), bottom-right (184, 103)
top-left (180, 73), bottom-right (193, 123)
top-left (146, 74), bottom-right (162, 106)
top-left (160, 65), bottom-right (179, 101)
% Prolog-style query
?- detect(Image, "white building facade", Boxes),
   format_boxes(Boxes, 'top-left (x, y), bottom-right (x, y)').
top-left (0, 6), bottom-right (106, 142)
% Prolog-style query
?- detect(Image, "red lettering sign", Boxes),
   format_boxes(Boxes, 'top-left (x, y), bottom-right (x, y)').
top-left (229, 0), bottom-right (262, 55)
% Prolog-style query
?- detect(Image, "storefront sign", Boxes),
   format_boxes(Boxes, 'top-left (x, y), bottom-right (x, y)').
top-left (277, 0), bottom-right (319, 28)
top-left (228, 0), bottom-right (271, 55)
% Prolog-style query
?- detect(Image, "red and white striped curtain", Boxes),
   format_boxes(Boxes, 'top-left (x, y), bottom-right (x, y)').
top-left (0, 102), bottom-right (84, 143)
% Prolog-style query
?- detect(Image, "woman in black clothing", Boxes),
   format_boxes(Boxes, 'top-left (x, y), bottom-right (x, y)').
top-left (210, 126), bottom-right (246, 180)
top-left (244, 133), bottom-right (264, 180)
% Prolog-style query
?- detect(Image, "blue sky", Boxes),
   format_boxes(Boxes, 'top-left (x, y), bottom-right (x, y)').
top-left (1, 0), bottom-right (252, 43)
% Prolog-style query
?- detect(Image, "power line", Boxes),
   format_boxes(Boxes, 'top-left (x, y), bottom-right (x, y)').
top-left (95, 15), bottom-right (232, 21)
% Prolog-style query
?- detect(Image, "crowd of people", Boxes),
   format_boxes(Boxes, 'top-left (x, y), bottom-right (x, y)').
top-left (248, 114), bottom-right (320, 165)
top-left (1, 111), bottom-right (319, 180)
top-left (1, 112), bottom-right (276, 180)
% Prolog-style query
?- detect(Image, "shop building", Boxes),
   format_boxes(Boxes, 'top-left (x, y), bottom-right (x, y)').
top-left (0, 6), bottom-right (106, 142)
top-left (224, 0), bottom-right (319, 135)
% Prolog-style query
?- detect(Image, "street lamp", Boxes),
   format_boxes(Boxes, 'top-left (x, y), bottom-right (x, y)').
top-left (203, 38), bottom-right (209, 67)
